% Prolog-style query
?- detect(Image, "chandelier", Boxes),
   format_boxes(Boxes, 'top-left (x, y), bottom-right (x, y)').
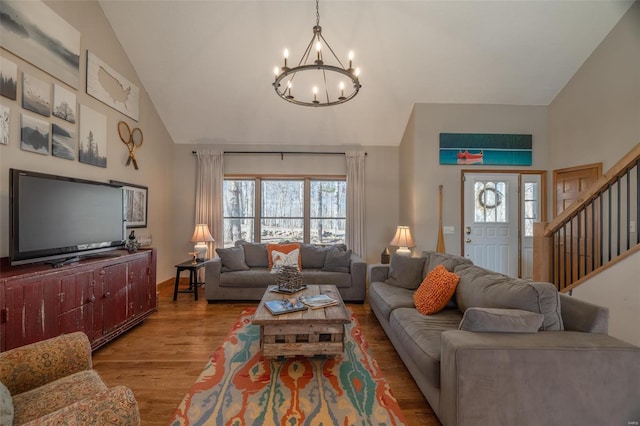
top-left (272, 0), bottom-right (361, 107)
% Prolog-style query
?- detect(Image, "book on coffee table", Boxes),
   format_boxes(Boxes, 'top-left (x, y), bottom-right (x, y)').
top-left (299, 294), bottom-right (339, 309)
top-left (264, 299), bottom-right (308, 315)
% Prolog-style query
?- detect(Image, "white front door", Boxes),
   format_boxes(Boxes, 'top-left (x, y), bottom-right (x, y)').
top-left (463, 173), bottom-right (519, 276)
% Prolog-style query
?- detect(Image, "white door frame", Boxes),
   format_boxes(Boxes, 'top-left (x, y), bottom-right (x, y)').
top-left (460, 170), bottom-right (547, 278)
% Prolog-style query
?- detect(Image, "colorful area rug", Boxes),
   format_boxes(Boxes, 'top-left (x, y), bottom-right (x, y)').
top-left (170, 308), bottom-right (407, 425)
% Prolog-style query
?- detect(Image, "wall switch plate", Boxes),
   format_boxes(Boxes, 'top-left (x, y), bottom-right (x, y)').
top-left (443, 226), bottom-right (455, 234)
top-left (630, 221), bottom-right (636, 233)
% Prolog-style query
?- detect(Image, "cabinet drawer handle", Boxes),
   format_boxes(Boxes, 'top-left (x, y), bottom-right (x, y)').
top-left (88, 295), bottom-right (96, 303)
top-left (104, 291), bottom-right (111, 298)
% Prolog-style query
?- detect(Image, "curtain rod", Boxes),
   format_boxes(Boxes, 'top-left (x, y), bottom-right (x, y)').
top-left (192, 150), bottom-right (366, 159)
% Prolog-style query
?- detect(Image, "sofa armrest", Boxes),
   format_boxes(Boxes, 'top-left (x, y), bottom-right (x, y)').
top-left (368, 263), bottom-right (389, 283)
top-left (350, 253), bottom-right (367, 292)
top-left (24, 385), bottom-right (140, 425)
top-left (439, 330), bottom-right (640, 426)
top-left (204, 258), bottom-right (222, 300)
top-left (0, 332), bottom-right (92, 396)
top-left (559, 293), bottom-right (609, 333)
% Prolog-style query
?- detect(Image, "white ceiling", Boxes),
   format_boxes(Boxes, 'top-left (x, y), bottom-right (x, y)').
top-left (98, 0), bottom-right (633, 147)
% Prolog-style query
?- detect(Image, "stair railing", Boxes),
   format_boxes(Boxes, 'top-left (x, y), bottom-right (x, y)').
top-left (534, 143), bottom-right (640, 292)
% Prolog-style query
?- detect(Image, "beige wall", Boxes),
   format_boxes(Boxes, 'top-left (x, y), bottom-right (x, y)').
top-left (0, 1), bottom-right (176, 281)
top-left (401, 103), bottom-right (548, 256)
top-left (171, 144), bottom-right (399, 267)
top-left (548, 2), bottom-right (640, 345)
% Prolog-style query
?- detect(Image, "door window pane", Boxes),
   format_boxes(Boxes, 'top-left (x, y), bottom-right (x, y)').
top-left (475, 181), bottom-right (507, 223)
top-left (523, 182), bottom-right (539, 237)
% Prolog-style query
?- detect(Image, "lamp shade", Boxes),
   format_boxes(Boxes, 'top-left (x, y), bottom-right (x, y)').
top-left (389, 226), bottom-right (415, 248)
top-left (191, 224), bottom-right (214, 243)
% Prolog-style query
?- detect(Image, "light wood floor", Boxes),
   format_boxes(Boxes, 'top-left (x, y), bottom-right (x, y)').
top-left (92, 280), bottom-right (441, 426)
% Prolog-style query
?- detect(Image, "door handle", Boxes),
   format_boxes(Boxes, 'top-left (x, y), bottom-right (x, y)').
top-left (465, 226), bottom-right (471, 235)
top-left (465, 238), bottom-right (472, 243)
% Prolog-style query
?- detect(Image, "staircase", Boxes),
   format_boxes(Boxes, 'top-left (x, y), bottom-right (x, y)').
top-left (533, 143), bottom-right (640, 292)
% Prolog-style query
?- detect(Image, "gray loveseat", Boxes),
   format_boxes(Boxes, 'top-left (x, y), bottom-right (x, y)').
top-left (205, 242), bottom-right (366, 302)
top-left (369, 251), bottom-right (640, 426)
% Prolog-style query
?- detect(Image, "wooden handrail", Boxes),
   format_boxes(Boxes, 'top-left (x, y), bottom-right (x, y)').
top-left (544, 142), bottom-right (640, 237)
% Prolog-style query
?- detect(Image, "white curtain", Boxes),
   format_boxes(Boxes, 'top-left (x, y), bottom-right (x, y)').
top-left (345, 151), bottom-right (366, 258)
top-left (194, 149), bottom-right (224, 258)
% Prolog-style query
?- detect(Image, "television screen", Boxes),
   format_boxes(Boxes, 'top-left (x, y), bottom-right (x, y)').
top-left (10, 169), bottom-right (126, 266)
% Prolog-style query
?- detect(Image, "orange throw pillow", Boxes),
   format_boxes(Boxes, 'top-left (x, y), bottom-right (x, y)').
top-left (413, 264), bottom-right (460, 315)
top-left (267, 243), bottom-right (301, 270)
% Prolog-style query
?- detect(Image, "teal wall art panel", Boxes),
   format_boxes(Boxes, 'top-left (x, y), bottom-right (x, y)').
top-left (439, 133), bottom-right (532, 166)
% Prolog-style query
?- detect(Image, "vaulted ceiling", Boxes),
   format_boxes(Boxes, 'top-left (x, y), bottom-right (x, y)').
top-left (99, 0), bottom-right (633, 147)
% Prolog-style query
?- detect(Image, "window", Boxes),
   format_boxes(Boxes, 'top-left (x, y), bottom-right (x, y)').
top-left (474, 181), bottom-right (507, 223)
top-left (223, 177), bottom-right (346, 247)
top-left (523, 181), bottom-right (539, 237)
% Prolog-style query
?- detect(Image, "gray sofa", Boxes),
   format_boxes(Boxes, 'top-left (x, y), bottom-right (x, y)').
top-left (205, 242), bottom-right (366, 302)
top-left (369, 251), bottom-right (640, 426)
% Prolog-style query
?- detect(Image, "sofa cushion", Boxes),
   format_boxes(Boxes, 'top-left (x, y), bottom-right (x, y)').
top-left (422, 251), bottom-right (473, 277)
top-left (390, 308), bottom-right (462, 389)
top-left (384, 254), bottom-right (426, 290)
top-left (459, 308), bottom-right (545, 333)
top-left (12, 370), bottom-right (107, 424)
top-left (0, 381), bottom-right (13, 426)
top-left (414, 265), bottom-right (460, 315)
top-left (236, 242), bottom-right (269, 268)
top-left (220, 269), bottom-right (278, 288)
top-left (267, 243), bottom-right (301, 270)
top-left (302, 270), bottom-right (352, 288)
top-left (300, 244), bottom-right (329, 269)
top-left (454, 264), bottom-right (564, 331)
top-left (216, 246), bottom-right (250, 272)
top-left (322, 247), bottom-right (352, 273)
top-left (369, 281), bottom-right (416, 321)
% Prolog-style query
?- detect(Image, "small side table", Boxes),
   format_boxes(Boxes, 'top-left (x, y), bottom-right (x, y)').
top-left (173, 259), bottom-right (212, 301)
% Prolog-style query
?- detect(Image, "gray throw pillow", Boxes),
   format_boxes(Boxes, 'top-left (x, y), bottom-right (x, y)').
top-left (0, 381), bottom-right (13, 426)
top-left (384, 254), bottom-right (426, 290)
top-left (216, 246), bottom-right (250, 272)
top-left (459, 307), bottom-right (545, 333)
top-left (300, 244), bottom-right (329, 269)
top-left (322, 247), bottom-right (352, 273)
top-left (235, 241), bottom-right (269, 268)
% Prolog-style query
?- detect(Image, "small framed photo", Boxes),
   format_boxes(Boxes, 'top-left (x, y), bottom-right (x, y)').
top-left (110, 180), bottom-right (148, 228)
top-left (22, 72), bottom-right (51, 117)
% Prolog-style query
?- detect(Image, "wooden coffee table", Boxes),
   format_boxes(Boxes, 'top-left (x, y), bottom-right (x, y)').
top-left (252, 284), bottom-right (350, 358)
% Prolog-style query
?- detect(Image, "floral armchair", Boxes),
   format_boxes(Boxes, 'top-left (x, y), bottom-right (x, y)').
top-left (0, 332), bottom-right (139, 425)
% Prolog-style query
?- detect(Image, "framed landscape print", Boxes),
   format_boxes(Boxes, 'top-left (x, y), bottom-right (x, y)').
top-left (52, 123), bottom-right (76, 160)
top-left (0, 57), bottom-right (18, 100)
top-left (53, 84), bottom-right (76, 123)
top-left (79, 104), bottom-right (107, 167)
top-left (86, 51), bottom-right (139, 121)
top-left (22, 72), bottom-right (51, 117)
top-left (110, 180), bottom-right (148, 228)
top-left (0, 1), bottom-right (81, 88)
top-left (20, 113), bottom-right (49, 154)
top-left (0, 104), bottom-right (9, 145)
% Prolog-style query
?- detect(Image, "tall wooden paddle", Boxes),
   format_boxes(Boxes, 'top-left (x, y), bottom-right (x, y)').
top-left (436, 185), bottom-right (446, 253)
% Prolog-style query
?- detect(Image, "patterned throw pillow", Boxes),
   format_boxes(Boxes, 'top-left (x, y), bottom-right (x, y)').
top-left (270, 248), bottom-right (301, 274)
top-left (267, 243), bottom-right (301, 270)
top-left (413, 264), bottom-right (460, 315)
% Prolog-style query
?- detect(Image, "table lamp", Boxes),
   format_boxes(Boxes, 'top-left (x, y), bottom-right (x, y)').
top-left (191, 224), bottom-right (214, 261)
top-left (389, 225), bottom-right (415, 256)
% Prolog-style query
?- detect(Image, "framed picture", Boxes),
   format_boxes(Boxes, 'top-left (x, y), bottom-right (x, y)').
top-left (52, 84), bottom-right (76, 123)
top-left (110, 180), bottom-right (148, 228)
top-left (86, 51), bottom-right (139, 121)
top-left (52, 123), bottom-right (76, 160)
top-left (22, 72), bottom-right (51, 117)
top-left (79, 104), bottom-right (107, 167)
top-left (0, 104), bottom-right (9, 145)
top-left (439, 133), bottom-right (533, 166)
top-left (0, 57), bottom-right (18, 100)
top-left (20, 113), bottom-right (49, 154)
top-left (0, 1), bottom-right (80, 88)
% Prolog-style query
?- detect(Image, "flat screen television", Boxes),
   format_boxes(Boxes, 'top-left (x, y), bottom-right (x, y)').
top-left (9, 169), bottom-right (127, 266)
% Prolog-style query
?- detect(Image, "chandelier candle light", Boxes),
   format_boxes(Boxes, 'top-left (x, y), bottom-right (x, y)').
top-left (273, 0), bottom-right (361, 107)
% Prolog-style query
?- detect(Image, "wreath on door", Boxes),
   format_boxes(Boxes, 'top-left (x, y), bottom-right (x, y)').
top-left (477, 187), bottom-right (503, 209)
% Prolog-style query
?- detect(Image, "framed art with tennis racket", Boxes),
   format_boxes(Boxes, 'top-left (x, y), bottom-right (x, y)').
top-left (110, 180), bottom-right (148, 228)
